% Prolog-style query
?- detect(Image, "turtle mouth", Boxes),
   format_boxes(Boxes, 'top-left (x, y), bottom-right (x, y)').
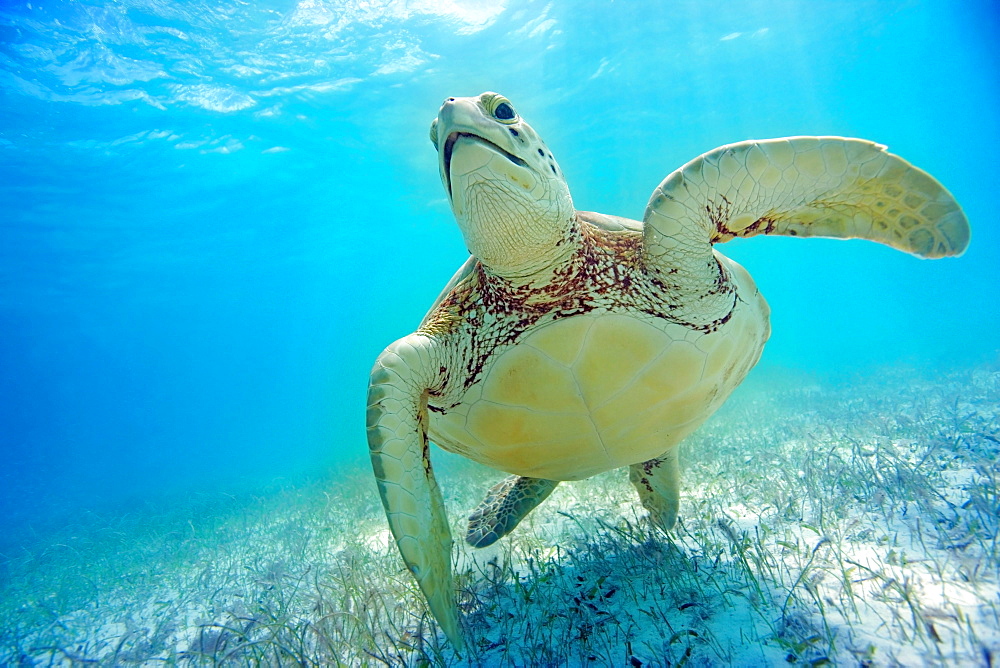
top-left (443, 132), bottom-right (530, 199)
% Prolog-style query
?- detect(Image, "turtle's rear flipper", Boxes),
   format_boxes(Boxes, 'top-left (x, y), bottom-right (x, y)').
top-left (467, 476), bottom-right (559, 547)
top-left (629, 449), bottom-right (681, 533)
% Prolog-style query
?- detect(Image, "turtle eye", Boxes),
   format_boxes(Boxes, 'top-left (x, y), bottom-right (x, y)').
top-left (493, 102), bottom-right (516, 121)
top-left (483, 93), bottom-right (518, 124)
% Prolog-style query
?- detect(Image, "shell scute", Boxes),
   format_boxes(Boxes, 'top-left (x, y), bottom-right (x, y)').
top-left (480, 345), bottom-right (585, 413)
top-left (571, 316), bottom-right (666, 408)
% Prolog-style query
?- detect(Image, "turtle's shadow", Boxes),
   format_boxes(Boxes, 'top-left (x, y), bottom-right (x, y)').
top-left (450, 512), bottom-right (811, 666)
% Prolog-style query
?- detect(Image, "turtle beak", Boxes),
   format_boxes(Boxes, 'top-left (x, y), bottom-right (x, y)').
top-left (429, 118), bottom-right (439, 149)
top-left (442, 132), bottom-right (459, 200)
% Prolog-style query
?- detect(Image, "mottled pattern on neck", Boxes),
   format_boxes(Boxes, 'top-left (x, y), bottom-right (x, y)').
top-left (420, 219), bottom-right (737, 410)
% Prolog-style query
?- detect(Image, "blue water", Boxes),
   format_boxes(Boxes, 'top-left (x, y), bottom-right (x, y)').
top-left (1, 0), bottom-right (998, 533)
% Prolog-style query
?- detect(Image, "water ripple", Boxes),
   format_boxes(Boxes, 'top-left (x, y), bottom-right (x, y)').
top-left (0, 0), bottom-right (508, 114)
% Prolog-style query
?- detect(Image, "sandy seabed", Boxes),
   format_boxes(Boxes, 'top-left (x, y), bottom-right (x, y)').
top-left (2, 363), bottom-right (998, 666)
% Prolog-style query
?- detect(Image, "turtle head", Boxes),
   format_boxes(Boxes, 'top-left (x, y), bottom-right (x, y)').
top-left (430, 92), bottom-right (575, 280)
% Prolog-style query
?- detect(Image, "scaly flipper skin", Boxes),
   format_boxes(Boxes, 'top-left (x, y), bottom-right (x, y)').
top-left (466, 476), bottom-right (559, 548)
top-left (643, 137), bottom-right (970, 306)
top-left (629, 450), bottom-right (681, 532)
top-left (366, 334), bottom-right (463, 649)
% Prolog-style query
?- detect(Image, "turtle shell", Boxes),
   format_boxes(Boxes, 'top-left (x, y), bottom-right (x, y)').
top-left (427, 260), bottom-right (769, 480)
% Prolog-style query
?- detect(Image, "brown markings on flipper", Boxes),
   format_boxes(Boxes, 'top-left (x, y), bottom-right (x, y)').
top-left (466, 476), bottom-right (559, 547)
top-left (629, 449), bottom-right (681, 532)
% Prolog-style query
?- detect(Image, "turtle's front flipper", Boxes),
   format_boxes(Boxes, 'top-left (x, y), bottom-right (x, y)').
top-left (466, 476), bottom-right (559, 547)
top-left (643, 137), bottom-right (969, 275)
top-left (629, 449), bottom-right (681, 533)
top-left (367, 335), bottom-right (462, 649)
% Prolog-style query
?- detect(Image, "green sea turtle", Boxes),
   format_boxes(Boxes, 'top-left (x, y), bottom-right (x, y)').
top-left (365, 92), bottom-right (969, 647)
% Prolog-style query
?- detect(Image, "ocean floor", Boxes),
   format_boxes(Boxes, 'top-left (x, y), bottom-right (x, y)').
top-left (1, 362), bottom-right (998, 666)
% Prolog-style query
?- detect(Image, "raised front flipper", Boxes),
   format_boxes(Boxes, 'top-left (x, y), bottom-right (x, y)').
top-left (466, 475), bottom-right (559, 548)
top-left (366, 334), bottom-right (462, 649)
top-left (643, 137), bottom-right (969, 271)
top-left (629, 449), bottom-right (681, 533)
